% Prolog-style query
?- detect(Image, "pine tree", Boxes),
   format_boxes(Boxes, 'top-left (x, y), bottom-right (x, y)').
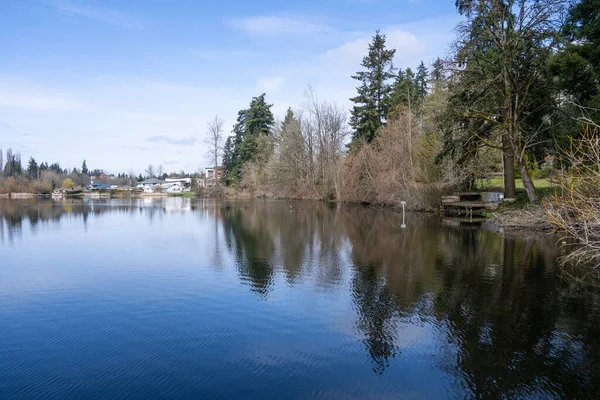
top-left (350, 30), bottom-right (396, 143)
top-left (27, 157), bottom-right (39, 180)
top-left (431, 58), bottom-right (445, 86)
top-left (415, 61), bottom-right (429, 99)
top-left (224, 94), bottom-right (274, 184)
top-left (82, 160), bottom-right (89, 175)
top-left (222, 136), bottom-right (234, 184)
top-left (390, 68), bottom-right (418, 114)
top-left (245, 93), bottom-right (275, 136)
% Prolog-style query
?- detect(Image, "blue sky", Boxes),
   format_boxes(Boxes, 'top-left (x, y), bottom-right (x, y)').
top-left (0, 0), bottom-right (459, 174)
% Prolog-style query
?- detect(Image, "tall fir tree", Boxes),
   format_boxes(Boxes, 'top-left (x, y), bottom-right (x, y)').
top-left (415, 61), bottom-right (429, 99)
top-left (81, 160), bottom-right (89, 175)
top-left (222, 136), bottom-right (234, 184)
top-left (27, 157), bottom-right (39, 180)
top-left (349, 30), bottom-right (396, 143)
top-left (224, 94), bottom-right (274, 184)
top-left (390, 67), bottom-right (419, 114)
top-left (431, 58), bottom-right (445, 86)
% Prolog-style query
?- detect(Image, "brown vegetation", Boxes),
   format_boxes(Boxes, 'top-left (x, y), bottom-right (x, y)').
top-left (339, 106), bottom-right (453, 210)
top-left (0, 177), bottom-right (53, 195)
top-left (544, 131), bottom-right (600, 267)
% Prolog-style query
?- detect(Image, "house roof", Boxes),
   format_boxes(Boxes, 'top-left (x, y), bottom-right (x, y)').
top-left (89, 182), bottom-right (111, 189)
top-left (139, 178), bottom-right (163, 184)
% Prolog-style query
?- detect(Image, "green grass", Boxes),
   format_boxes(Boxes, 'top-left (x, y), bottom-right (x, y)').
top-left (476, 177), bottom-right (555, 190)
top-left (476, 177), bottom-right (558, 209)
top-left (168, 191), bottom-right (197, 198)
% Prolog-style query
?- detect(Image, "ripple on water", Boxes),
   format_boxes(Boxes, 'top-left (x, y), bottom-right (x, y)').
top-left (0, 199), bottom-right (598, 399)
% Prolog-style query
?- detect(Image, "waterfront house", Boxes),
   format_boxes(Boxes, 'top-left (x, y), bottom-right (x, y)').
top-left (137, 178), bottom-right (163, 192)
top-left (198, 167), bottom-right (223, 188)
top-left (164, 178), bottom-right (191, 191)
top-left (87, 181), bottom-right (111, 191)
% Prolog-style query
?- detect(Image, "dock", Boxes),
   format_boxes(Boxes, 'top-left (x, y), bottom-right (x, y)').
top-left (441, 192), bottom-right (504, 216)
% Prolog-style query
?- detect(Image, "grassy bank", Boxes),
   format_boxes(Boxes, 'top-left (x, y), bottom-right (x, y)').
top-left (477, 178), bottom-right (558, 210)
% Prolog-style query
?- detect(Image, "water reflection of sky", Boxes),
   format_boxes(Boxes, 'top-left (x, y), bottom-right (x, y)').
top-left (1, 198), bottom-right (600, 399)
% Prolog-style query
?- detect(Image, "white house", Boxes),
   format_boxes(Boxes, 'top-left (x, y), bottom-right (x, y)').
top-left (164, 178), bottom-right (191, 191)
top-left (137, 178), bottom-right (163, 192)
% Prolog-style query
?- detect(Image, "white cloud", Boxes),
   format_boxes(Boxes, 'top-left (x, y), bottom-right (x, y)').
top-left (146, 135), bottom-right (197, 146)
top-left (228, 16), bottom-right (333, 37)
top-left (323, 29), bottom-right (426, 67)
top-left (257, 76), bottom-right (285, 92)
top-left (0, 93), bottom-right (86, 111)
top-left (42, 0), bottom-right (144, 30)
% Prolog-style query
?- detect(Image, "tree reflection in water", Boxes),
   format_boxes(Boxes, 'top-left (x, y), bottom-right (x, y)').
top-left (3, 198), bottom-right (600, 398)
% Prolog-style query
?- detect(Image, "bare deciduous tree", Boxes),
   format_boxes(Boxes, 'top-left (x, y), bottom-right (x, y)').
top-left (145, 165), bottom-right (155, 179)
top-left (303, 88), bottom-right (348, 200)
top-left (128, 169), bottom-right (138, 187)
top-left (205, 115), bottom-right (224, 168)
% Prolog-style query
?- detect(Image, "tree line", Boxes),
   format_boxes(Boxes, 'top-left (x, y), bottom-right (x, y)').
top-left (211, 0), bottom-right (599, 208)
top-left (0, 146), bottom-right (202, 194)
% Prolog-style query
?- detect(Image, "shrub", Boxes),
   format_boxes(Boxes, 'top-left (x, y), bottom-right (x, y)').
top-left (545, 130), bottom-right (600, 266)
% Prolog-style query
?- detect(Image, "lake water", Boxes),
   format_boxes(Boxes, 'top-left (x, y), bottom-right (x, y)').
top-left (1, 198), bottom-right (600, 399)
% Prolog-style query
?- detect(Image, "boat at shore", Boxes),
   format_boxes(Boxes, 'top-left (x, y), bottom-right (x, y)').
top-left (52, 189), bottom-right (83, 197)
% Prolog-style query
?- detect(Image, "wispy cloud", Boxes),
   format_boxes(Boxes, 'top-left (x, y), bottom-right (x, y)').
top-left (0, 93), bottom-right (86, 110)
top-left (258, 76), bottom-right (285, 92)
top-left (146, 135), bottom-right (197, 146)
top-left (42, 0), bottom-right (145, 30)
top-left (228, 16), bottom-right (334, 37)
top-left (163, 160), bottom-right (179, 165)
top-left (122, 145), bottom-right (157, 151)
top-left (323, 29), bottom-right (425, 66)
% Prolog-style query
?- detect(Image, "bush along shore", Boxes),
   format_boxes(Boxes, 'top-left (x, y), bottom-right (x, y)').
top-left (485, 132), bottom-right (600, 268)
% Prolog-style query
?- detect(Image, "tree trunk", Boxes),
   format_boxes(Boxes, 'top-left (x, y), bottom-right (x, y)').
top-left (517, 156), bottom-right (538, 202)
top-left (502, 133), bottom-right (517, 199)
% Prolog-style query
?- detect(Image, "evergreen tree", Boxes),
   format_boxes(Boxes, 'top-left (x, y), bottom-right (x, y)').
top-left (390, 67), bottom-right (419, 114)
top-left (49, 162), bottom-right (61, 173)
top-left (245, 93), bottom-right (275, 136)
top-left (222, 136), bottom-right (234, 184)
top-left (27, 157), bottom-right (39, 180)
top-left (415, 61), bottom-right (429, 99)
top-left (350, 30), bottom-right (397, 143)
top-left (431, 58), bottom-right (445, 85)
top-left (82, 160), bottom-right (89, 175)
top-left (548, 0), bottom-right (600, 138)
top-left (224, 94), bottom-right (274, 184)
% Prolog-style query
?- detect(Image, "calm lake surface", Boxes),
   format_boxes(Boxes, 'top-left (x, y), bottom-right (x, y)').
top-left (1, 198), bottom-right (600, 399)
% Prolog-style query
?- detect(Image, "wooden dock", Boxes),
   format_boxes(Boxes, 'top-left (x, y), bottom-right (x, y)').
top-left (441, 192), bottom-right (504, 216)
